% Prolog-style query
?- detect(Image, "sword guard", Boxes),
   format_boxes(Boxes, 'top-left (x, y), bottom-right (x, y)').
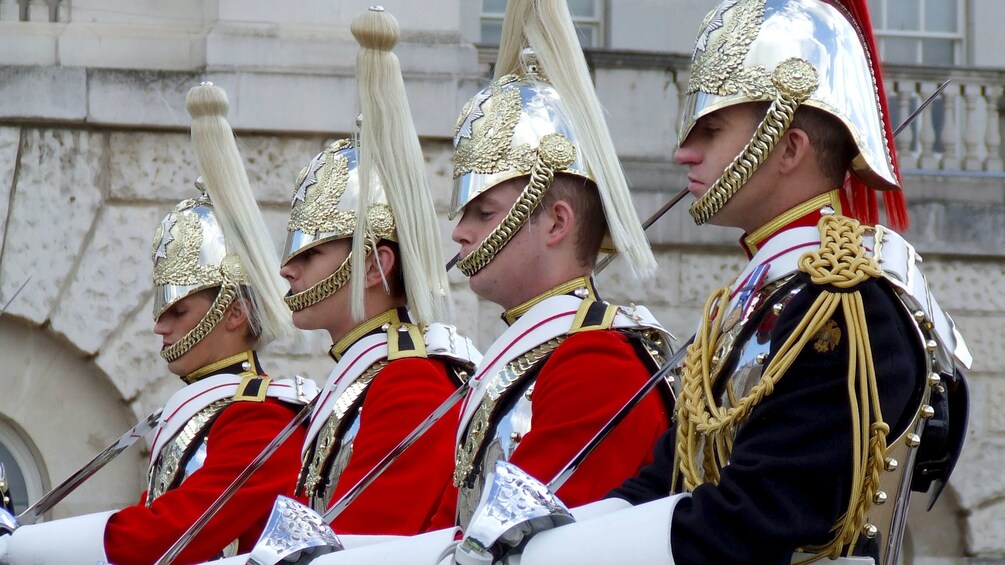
top-left (455, 460), bottom-right (574, 565)
top-left (247, 496), bottom-right (343, 565)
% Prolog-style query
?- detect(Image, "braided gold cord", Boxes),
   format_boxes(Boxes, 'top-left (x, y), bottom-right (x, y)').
top-left (284, 247), bottom-right (367, 312)
top-left (675, 215), bottom-right (890, 559)
top-left (162, 282), bottom-right (238, 364)
top-left (457, 133), bottom-right (575, 277)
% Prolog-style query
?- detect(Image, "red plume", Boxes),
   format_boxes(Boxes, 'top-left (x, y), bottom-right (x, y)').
top-left (830, 0), bottom-right (909, 231)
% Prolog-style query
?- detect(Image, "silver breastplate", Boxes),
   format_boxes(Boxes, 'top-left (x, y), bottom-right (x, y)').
top-left (147, 399), bottom-right (231, 504)
top-left (299, 361), bottom-right (385, 513)
top-left (457, 377), bottom-right (536, 528)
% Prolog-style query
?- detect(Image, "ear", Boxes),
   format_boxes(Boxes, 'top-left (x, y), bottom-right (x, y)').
top-left (364, 244), bottom-right (397, 290)
top-left (223, 296), bottom-right (251, 332)
top-left (778, 127), bottom-right (812, 175)
top-left (542, 199), bottom-right (576, 248)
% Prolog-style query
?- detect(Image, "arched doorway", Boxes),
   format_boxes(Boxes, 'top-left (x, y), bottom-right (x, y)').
top-left (0, 316), bottom-right (144, 520)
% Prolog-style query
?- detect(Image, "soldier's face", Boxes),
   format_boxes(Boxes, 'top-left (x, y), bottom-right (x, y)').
top-left (154, 290), bottom-right (226, 377)
top-left (280, 239), bottom-right (353, 338)
top-left (452, 179), bottom-right (543, 309)
top-left (674, 104), bottom-right (779, 233)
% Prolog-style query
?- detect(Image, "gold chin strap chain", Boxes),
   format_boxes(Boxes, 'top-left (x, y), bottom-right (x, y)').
top-left (161, 282), bottom-right (239, 363)
top-left (674, 215), bottom-right (889, 560)
top-left (284, 246), bottom-right (366, 312)
top-left (689, 58), bottom-right (819, 225)
top-left (456, 133), bottom-right (576, 277)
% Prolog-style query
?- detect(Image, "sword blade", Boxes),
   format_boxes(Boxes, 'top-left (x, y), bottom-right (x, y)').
top-left (321, 380), bottom-right (472, 523)
top-left (18, 408), bottom-right (163, 525)
top-left (893, 79), bottom-right (951, 138)
top-left (154, 395), bottom-right (319, 565)
top-left (547, 339), bottom-right (690, 493)
top-left (0, 276), bottom-right (32, 315)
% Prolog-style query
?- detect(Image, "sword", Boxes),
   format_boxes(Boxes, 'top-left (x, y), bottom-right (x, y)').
top-left (0, 276), bottom-right (32, 315)
top-left (894, 79), bottom-right (951, 138)
top-left (17, 408), bottom-right (162, 525)
top-left (154, 394), bottom-right (319, 565)
top-left (321, 380), bottom-right (472, 523)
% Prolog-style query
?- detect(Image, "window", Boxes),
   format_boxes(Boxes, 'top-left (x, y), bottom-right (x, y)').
top-left (480, 0), bottom-right (604, 48)
top-left (868, 0), bottom-right (963, 65)
top-left (0, 420), bottom-right (44, 516)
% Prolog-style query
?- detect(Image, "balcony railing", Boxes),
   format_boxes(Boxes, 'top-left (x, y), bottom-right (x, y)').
top-left (885, 65), bottom-right (1005, 174)
top-left (1, 0), bottom-right (64, 22)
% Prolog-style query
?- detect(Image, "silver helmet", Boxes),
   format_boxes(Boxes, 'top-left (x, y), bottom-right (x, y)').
top-left (151, 183), bottom-right (248, 363)
top-left (282, 139), bottom-right (395, 313)
top-left (681, 0), bottom-right (901, 225)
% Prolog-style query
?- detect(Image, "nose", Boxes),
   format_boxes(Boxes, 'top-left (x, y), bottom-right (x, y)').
top-left (153, 316), bottom-right (169, 336)
top-left (451, 218), bottom-right (471, 247)
top-left (279, 260), bottom-right (297, 282)
top-left (673, 140), bottom-right (700, 167)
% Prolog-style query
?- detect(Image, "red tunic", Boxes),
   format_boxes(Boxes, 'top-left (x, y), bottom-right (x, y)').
top-left (509, 330), bottom-right (669, 508)
top-left (327, 357), bottom-right (460, 535)
top-left (434, 329), bottom-right (669, 523)
top-left (103, 397), bottom-right (306, 565)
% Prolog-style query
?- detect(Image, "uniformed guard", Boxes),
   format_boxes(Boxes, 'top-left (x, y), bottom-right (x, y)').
top-left (0, 83), bottom-right (317, 564)
top-left (277, 6), bottom-right (479, 538)
top-left (437, 1), bottom-right (972, 564)
top-left (441, 0), bottom-right (674, 530)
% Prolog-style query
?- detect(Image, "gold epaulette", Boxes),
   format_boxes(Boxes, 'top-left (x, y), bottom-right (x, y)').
top-left (569, 299), bottom-right (618, 334)
top-left (233, 375), bottom-right (271, 402)
top-left (388, 321), bottom-right (428, 360)
top-left (797, 214), bottom-right (883, 290)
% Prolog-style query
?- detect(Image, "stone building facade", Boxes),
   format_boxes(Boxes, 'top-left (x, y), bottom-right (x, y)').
top-left (0, 0), bottom-right (1003, 561)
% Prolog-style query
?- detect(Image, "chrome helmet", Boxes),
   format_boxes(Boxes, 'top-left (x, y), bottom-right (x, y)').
top-left (681, 0), bottom-right (903, 225)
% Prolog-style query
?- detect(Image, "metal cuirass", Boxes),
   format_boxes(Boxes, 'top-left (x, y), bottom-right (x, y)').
top-left (146, 399), bottom-right (231, 504)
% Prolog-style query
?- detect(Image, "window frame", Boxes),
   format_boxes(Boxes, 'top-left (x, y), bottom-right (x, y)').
top-left (869, 0), bottom-right (966, 65)
top-left (479, 0), bottom-right (606, 48)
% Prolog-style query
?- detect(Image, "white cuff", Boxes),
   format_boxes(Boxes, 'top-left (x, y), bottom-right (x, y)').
top-left (520, 494), bottom-right (689, 565)
top-left (310, 527), bottom-right (456, 564)
top-left (0, 510), bottom-right (114, 565)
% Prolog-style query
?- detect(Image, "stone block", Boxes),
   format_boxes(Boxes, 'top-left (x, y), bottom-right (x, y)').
top-left (264, 328), bottom-right (332, 358)
top-left (238, 135), bottom-right (325, 205)
top-left (205, 23), bottom-right (356, 75)
top-left (965, 497), bottom-right (1005, 557)
top-left (0, 66), bottom-right (86, 121)
top-left (260, 205), bottom-right (295, 259)
top-left (108, 130), bottom-right (198, 202)
top-left (50, 204), bottom-right (163, 355)
top-left (0, 127), bottom-right (19, 257)
top-left (951, 315), bottom-right (1005, 374)
top-left (906, 200), bottom-right (1005, 257)
top-left (0, 129), bottom-right (105, 324)
top-left (425, 140), bottom-right (456, 213)
top-left (594, 67), bottom-right (677, 160)
top-left (59, 22), bottom-right (207, 71)
top-left (94, 295), bottom-right (167, 404)
top-left (88, 69), bottom-right (202, 129)
top-left (403, 76), bottom-right (470, 139)
top-left (950, 424), bottom-right (1005, 511)
top-left (71, 0), bottom-right (205, 25)
top-left (920, 259), bottom-right (1005, 314)
top-left (260, 353), bottom-right (331, 392)
top-left (678, 250), bottom-right (749, 307)
top-left (225, 72), bottom-right (357, 134)
top-left (595, 249), bottom-right (680, 308)
top-left (0, 23), bottom-right (58, 66)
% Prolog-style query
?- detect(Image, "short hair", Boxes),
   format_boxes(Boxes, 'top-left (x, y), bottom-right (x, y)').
top-left (749, 103), bottom-right (857, 184)
top-left (532, 173), bottom-right (606, 268)
top-left (376, 240), bottom-right (406, 299)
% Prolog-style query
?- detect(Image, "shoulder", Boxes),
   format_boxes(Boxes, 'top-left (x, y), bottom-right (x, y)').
top-left (372, 357), bottom-right (453, 387)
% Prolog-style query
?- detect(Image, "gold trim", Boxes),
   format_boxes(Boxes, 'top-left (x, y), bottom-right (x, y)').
top-left (162, 282), bottom-right (238, 365)
top-left (329, 309), bottom-right (400, 361)
top-left (456, 133), bottom-right (576, 277)
top-left (233, 376), bottom-right (272, 402)
top-left (147, 398), bottom-right (231, 504)
top-left (689, 58), bottom-right (819, 225)
top-left (743, 191), bottom-right (841, 254)
top-left (299, 360), bottom-right (388, 498)
top-left (502, 276), bottom-right (594, 325)
top-left (453, 337), bottom-right (565, 487)
top-left (183, 350), bottom-right (257, 384)
top-left (388, 321), bottom-right (428, 360)
top-left (569, 299), bottom-right (618, 334)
